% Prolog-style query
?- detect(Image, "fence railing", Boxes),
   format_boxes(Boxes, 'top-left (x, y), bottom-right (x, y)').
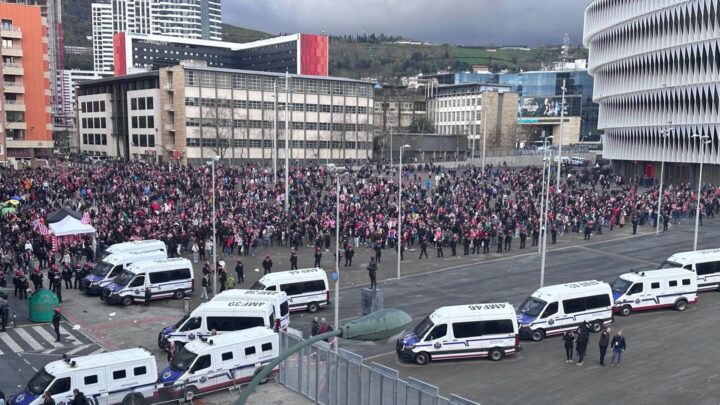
top-left (277, 329), bottom-right (481, 405)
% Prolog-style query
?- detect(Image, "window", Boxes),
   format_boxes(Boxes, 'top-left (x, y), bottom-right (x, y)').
top-left (48, 377), bottom-right (71, 395)
top-left (148, 116), bottom-right (154, 128)
top-left (280, 282), bottom-right (303, 296)
top-left (128, 276), bottom-right (144, 288)
top-left (261, 342), bottom-right (273, 352)
top-left (280, 301), bottom-right (289, 317)
top-left (669, 280), bottom-right (678, 287)
top-left (149, 271), bottom-right (169, 284)
top-left (139, 135), bottom-right (148, 147)
top-left (304, 280), bottom-right (326, 293)
top-left (148, 135), bottom-right (155, 148)
top-left (481, 320), bottom-right (515, 335)
top-left (562, 298), bottom-right (586, 314)
top-left (628, 283), bottom-right (644, 295)
top-left (696, 261), bottom-right (720, 276)
top-left (541, 302), bottom-right (558, 318)
top-left (221, 352), bottom-right (233, 361)
top-left (94, 118), bottom-right (100, 128)
top-left (651, 282), bottom-right (660, 289)
top-left (585, 294), bottom-right (611, 309)
top-left (452, 321), bottom-right (483, 338)
top-left (112, 370), bottom-right (127, 380)
top-left (132, 116), bottom-right (138, 129)
top-left (179, 317), bottom-right (202, 332)
top-left (146, 97), bottom-right (153, 110)
top-left (132, 134), bottom-right (139, 147)
top-left (138, 98), bottom-right (146, 110)
top-left (139, 116), bottom-right (147, 128)
top-left (191, 355), bottom-right (211, 373)
top-left (682, 279), bottom-right (691, 286)
top-left (244, 346), bottom-right (256, 356)
top-left (83, 375), bottom-right (98, 385)
top-left (424, 324), bottom-right (447, 341)
top-left (100, 101), bottom-right (106, 112)
top-left (207, 316), bottom-right (264, 331)
top-left (131, 98), bottom-right (138, 110)
top-left (133, 366), bottom-right (147, 376)
top-left (93, 101), bottom-right (100, 112)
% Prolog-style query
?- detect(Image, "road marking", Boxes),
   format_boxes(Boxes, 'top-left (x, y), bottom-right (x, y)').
top-left (14, 328), bottom-right (44, 351)
top-left (576, 245), bottom-right (657, 266)
top-left (0, 332), bottom-right (24, 353)
top-left (364, 351), bottom-right (395, 361)
top-left (58, 325), bottom-right (79, 343)
top-left (89, 347), bottom-right (104, 355)
top-left (66, 344), bottom-right (92, 355)
top-left (33, 326), bottom-right (64, 348)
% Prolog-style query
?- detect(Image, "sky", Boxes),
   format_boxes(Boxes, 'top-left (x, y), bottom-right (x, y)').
top-left (224, 0), bottom-right (589, 46)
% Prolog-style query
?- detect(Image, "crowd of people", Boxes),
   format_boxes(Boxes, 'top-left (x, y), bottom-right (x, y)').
top-left (0, 159), bottom-right (717, 285)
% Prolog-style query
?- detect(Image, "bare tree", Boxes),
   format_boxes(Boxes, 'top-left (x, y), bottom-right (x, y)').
top-left (203, 106), bottom-right (233, 160)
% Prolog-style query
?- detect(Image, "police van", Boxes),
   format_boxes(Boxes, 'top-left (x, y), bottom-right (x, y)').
top-left (611, 268), bottom-right (698, 316)
top-left (83, 248), bottom-right (167, 295)
top-left (396, 303), bottom-right (519, 365)
top-left (517, 280), bottom-right (614, 341)
top-left (102, 239), bottom-right (167, 260)
top-left (158, 300), bottom-right (276, 348)
top-left (659, 248), bottom-right (720, 291)
top-left (251, 268), bottom-right (329, 313)
top-left (101, 258), bottom-right (193, 306)
top-left (9, 348), bottom-right (157, 405)
top-left (212, 289), bottom-right (290, 331)
top-left (157, 327), bottom-right (278, 401)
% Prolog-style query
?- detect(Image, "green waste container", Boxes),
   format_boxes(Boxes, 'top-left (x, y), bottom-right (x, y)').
top-left (28, 289), bottom-right (59, 323)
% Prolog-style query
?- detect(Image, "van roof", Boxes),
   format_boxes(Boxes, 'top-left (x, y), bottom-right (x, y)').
top-left (667, 248), bottom-right (720, 263)
top-left (107, 240), bottom-right (165, 252)
top-left (192, 300), bottom-right (274, 314)
top-left (259, 268), bottom-right (327, 284)
top-left (45, 348), bottom-right (153, 375)
top-left (532, 280), bottom-right (610, 300)
top-left (105, 249), bottom-right (167, 263)
top-left (183, 327), bottom-right (276, 353)
top-left (619, 268), bottom-right (694, 282)
top-left (127, 258), bottom-right (192, 272)
top-left (213, 289), bottom-right (288, 301)
top-left (430, 303), bottom-right (516, 321)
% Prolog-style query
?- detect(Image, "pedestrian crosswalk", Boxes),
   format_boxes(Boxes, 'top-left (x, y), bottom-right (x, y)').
top-left (0, 323), bottom-right (104, 357)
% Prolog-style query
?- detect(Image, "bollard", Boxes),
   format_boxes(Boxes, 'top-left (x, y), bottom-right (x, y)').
top-left (183, 297), bottom-right (190, 314)
top-left (12, 311), bottom-right (16, 328)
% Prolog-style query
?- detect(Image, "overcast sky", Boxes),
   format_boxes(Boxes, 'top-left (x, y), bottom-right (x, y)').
top-left (224, 0), bottom-right (589, 46)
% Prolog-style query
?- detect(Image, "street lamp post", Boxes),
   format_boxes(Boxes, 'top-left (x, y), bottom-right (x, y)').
top-left (327, 163), bottom-right (346, 352)
top-left (206, 156), bottom-right (220, 294)
top-left (656, 127), bottom-right (673, 235)
top-left (273, 81), bottom-right (278, 184)
top-left (692, 134), bottom-right (711, 250)
top-left (555, 79), bottom-right (567, 192)
top-left (482, 107), bottom-right (488, 175)
top-left (389, 126), bottom-right (394, 165)
top-left (284, 71), bottom-right (290, 213)
top-left (398, 145), bottom-right (411, 279)
top-left (537, 136), bottom-right (553, 255)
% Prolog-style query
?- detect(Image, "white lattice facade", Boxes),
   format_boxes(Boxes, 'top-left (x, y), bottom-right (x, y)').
top-left (584, 0), bottom-right (720, 165)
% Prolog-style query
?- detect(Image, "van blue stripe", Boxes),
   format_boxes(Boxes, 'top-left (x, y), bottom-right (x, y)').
top-left (615, 291), bottom-right (696, 305)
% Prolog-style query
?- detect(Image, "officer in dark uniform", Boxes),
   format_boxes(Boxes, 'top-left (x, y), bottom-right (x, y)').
top-left (290, 248), bottom-right (298, 270)
top-left (483, 233), bottom-right (491, 254)
top-left (519, 228), bottom-right (527, 249)
top-left (450, 234), bottom-right (457, 256)
top-left (62, 266), bottom-right (73, 289)
top-left (54, 276), bottom-right (62, 303)
top-left (463, 236), bottom-right (470, 255)
top-left (496, 233), bottom-right (504, 253)
top-left (262, 255), bottom-right (273, 275)
top-left (313, 247), bottom-right (322, 268)
top-left (13, 271), bottom-right (21, 297)
top-left (144, 287), bottom-right (152, 306)
top-left (419, 238), bottom-right (428, 259)
top-left (598, 327), bottom-right (611, 366)
top-left (504, 230), bottom-right (512, 251)
top-left (0, 298), bottom-right (9, 332)
top-left (18, 276), bottom-right (28, 300)
top-left (73, 265), bottom-right (82, 290)
top-left (344, 245), bottom-right (354, 266)
top-left (235, 260), bottom-right (244, 284)
top-left (52, 308), bottom-right (62, 342)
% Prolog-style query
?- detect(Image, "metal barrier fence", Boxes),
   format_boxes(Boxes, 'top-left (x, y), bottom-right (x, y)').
top-left (277, 329), bottom-right (481, 405)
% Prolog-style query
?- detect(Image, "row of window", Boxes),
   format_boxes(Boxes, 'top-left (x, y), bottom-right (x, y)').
top-left (131, 115), bottom-right (155, 129)
top-left (627, 278), bottom-right (692, 295)
top-left (185, 118), bottom-right (370, 132)
top-left (185, 70), bottom-right (372, 97)
top-left (130, 96), bottom-right (154, 111)
top-left (148, 268), bottom-right (191, 284)
top-left (82, 133), bottom-right (108, 146)
top-left (424, 320), bottom-right (515, 341)
top-left (131, 134), bottom-right (156, 148)
top-left (81, 117), bottom-right (107, 129)
top-left (189, 342), bottom-right (273, 373)
top-left (42, 365), bottom-right (148, 395)
top-left (185, 138), bottom-right (371, 150)
top-left (185, 98), bottom-right (369, 115)
top-left (80, 100), bottom-right (107, 114)
top-left (435, 97), bottom-right (482, 108)
top-left (436, 111), bottom-right (482, 123)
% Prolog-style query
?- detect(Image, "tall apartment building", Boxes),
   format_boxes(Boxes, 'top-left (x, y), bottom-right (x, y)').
top-left (93, 0), bottom-right (222, 72)
top-left (0, 2), bottom-right (53, 165)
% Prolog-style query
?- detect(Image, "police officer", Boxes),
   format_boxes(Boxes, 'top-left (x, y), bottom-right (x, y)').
top-left (144, 287), bottom-right (152, 306)
top-left (463, 236), bottom-right (470, 255)
top-left (599, 327), bottom-right (611, 366)
top-left (419, 238), bottom-right (428, 259)
top-left (290, 248), bottom-right (298, 270)
top-left (52, 308), bottom-right (62, 342)
top-left (13, 271), bottom-right (21, 297)
top-left (367, 257), bottom-right (378, 290)
top-left (519, 228), bottom-right (527, 249)
top-left (450, 234), bottom-right (457, 256)
top-left (62, 266), bottom-right (73, 289)
top-left (496, 233), bottom-right (504, 253)
top-left (235, 260), bottom-right (244, 285)
top-left (219, 269), bottom-right (227, 292)
top-left (30, 269), bottom-right (43, 291)
top-left (73, 265), bottom-right (82, 290)
top-left (262, 255), bottom-right (273, 275)
top-left (18, 275), bottom-right (28, 300)
top-left (344, 245), bottom-right (354, 266)
top-left (0, 298), bottom-right (9, 332)
top-left (53, 276), bottom-right (62, 303)
top-left (313, 247), bottom-right (322, 268)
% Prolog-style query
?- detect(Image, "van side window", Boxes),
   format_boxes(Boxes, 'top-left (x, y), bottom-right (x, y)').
top-left (133, 366), bottom-right (147, 376)
top-left (669, 280), bottom-right (678, 287)
top-left (651, 282), bottom-right (660, 289)
top-left (280, 282), bottom-right (303, 296)
top-left (180, 317), bottom-right (202, 332)
top-left (191, 355), bottom-right (211, 373)
top-left (245, 346), bottom-right (256, 356)
top-left (682, 279), bottom-right (691, 286)
top-left (481, 320), bottom-right (515, 335)
top-left (628, 283), bottom-right (643, 295)
top-left (452, 321), bottom-right (482, 339)
top-left (304, 280), bottom-right (326, 292)
top-left (696, 262), bottom-right (719, 276)
top-left (261, 342), bottom-right (273, 352)
top-left (562, 298), bottom-right (586, 314)
top-left (128, 276), bottom-right (145, 288)
top-left (424, 324), bottom-right (447, 341)
top-left (280, 302), bottom-right (289, 317)
top-left (586, 294), bottom-right (611, 309)
top-left (541, 302), bottom-right (558, 318)
top-left (83, 375), bottom-right (98, 385)
top-left (112, 370), bottom-right (126, 380)
top-left (150, 271), bottom-right (170, 284)
top-left (48, 377), bottom-right (71, 395)
top-left (221, 352), bottom-right (233, 361)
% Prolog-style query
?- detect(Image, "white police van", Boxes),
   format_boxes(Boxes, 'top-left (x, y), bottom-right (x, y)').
top-left (611, 268), bottom-right (698, 316)
top-left (158, 300), bottom-right (276, 348)
top-left (157, 327), bottom-right (278, 401)
top-left (9, 348), bottom-right (157, 405)
top-left (396, 303), bottom-right (519, 365)
top-left (251, 268), bottom-right (329, 313)
top-left (212, 289), bottom-right (290, 331)
top-left (83, 248), bottom-right (167, 295)
top-left (659, 248), bottom-right (720, 291)
top-left (517, 280), bottom-right (614, 341)
top-left (102, 240), bottom-right (167, 260)
top-left (101, 258), bottom-right (193, 306)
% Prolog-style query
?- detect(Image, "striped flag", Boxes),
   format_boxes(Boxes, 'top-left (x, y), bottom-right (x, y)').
top-left (51, 235), bottom-right (59, 252)
top-left (38, 223), bottom-right (49, 237)
top-left (81, 211), bottom-right (91, 224)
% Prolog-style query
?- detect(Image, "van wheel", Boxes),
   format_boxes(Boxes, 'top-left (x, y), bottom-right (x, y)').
top-left (122, 393), bottom-right (145, 405)
top-left (173, 290), bottom-right (184, 299)
top-left (591, 321), bottom-right (603, 333)
top-left (253, 368), bottom-right (270, 384)
top-left (307, 302), bottom-right (319, 313)
top-left (619, 305), bottom-right (632, 317)
top-left (184, 386), bottom-right (199, 402)
top-left (488, 348), bottom-right (504, 361)
top-left (530, 329), bottom-right (545, 342)
top-left (674, 299), bottom-right (688, 312)
top-left (415, 352), bottom-right (430, 365)
top-left (121, 296), bottom-right (134, 306)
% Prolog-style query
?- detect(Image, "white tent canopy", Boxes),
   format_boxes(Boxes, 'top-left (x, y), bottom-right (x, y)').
top-left (48, 216), bottom-right (96, 236)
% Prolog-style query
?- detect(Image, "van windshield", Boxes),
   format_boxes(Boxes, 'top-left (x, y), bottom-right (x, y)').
top-left (519, 297), bottom-right (547, 317)
top-left (92, 261), bottom-right (113, 276)
top-left (114, 269), bottom-right (136, 285)
top-left (27, 368), bottom-right (55, 395)
top-left (413, 316), bottom-right (434, 338)
top-left (251, 281), bottom-right (266, 290)
top-left (173, 314), bottom-right (189, 329)
top-left (610, 277), bottom-right (633, 295)
top-left (170, 347), bottom-right (197, 372)
top-left (658, 260), bottom-right (682, 269)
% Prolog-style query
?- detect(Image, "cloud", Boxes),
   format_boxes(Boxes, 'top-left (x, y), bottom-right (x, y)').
top-left (224, 0), bottom-right (588, 46)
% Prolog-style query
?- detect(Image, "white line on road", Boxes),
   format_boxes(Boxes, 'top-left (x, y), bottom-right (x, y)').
top-left (33, 326), bottom-right (64, 348)
top-left (58, 325), bottom-right (79, 343)
top-left (14, 328), bottom-right (44, 351)
top-left (89, 348), bottom-right (104, 355)
top-left (66, 344), bottom-right (92, 355)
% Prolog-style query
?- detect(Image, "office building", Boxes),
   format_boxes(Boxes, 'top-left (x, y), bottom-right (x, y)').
top-left (373, 84), bottom-right (427, 133)
top-left (113, 32), bottom-right (329, 77)
top-left (92, 2), bottom-right (114, 72)
top-left (0, 2), bottom-right (54, 165)
top-left (55, 69), bottom-right (112, 152)
top-left (584, 0), bottom-right (720, 180)
top-left (76, 63), bottom-right (374, 163)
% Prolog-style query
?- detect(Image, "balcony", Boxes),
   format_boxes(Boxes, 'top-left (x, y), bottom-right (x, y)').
top-left (164, 104), bottom-right (174, 111)
top-left (3, 100), bottom-right (25, 111)
top-left (164, 83), bottom-right (174, 91)
top-left (1, 46), bottom-right (23, 57)
top-left (164, 124), bottom-right (176, 132)
top-left (6, 121), bottom-right (27, 130)
top-left (0, 26), bottom-right (22, 39)
top-left (3, 81), bottom-right (24, 93)
top-left (2, 63), bottom-right (23, 76)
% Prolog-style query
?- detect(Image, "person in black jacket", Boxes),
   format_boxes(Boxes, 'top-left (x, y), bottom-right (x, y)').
top-left (18, 276), bottom-right (28, 300)
top-left (235, 260), bottom-right (244, 285)
top-left (52, 308), bottom-right (62, 342)
top-left (313, 247), bottom-right (322, 268)
top-left (62, 266), bottom-right (73, 289)
top-left (70, 389), bottom-right (88, 405)
top-left (262, 255), bottom-right (273, 275)
top-left (344, 245), bottom-right (354, 266)
top-left (562, 330), bottom-right (575, 363)
top-left (290, 248), bottom-right (299, 270)
top-left (575, 322), bottom-right (590, 366)
top-left (598, 327), bottom-right (611, 366)
top-left (610, 329), bottom-right (627, 366)
top-left (42, 391), bottom-right (55, 405)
